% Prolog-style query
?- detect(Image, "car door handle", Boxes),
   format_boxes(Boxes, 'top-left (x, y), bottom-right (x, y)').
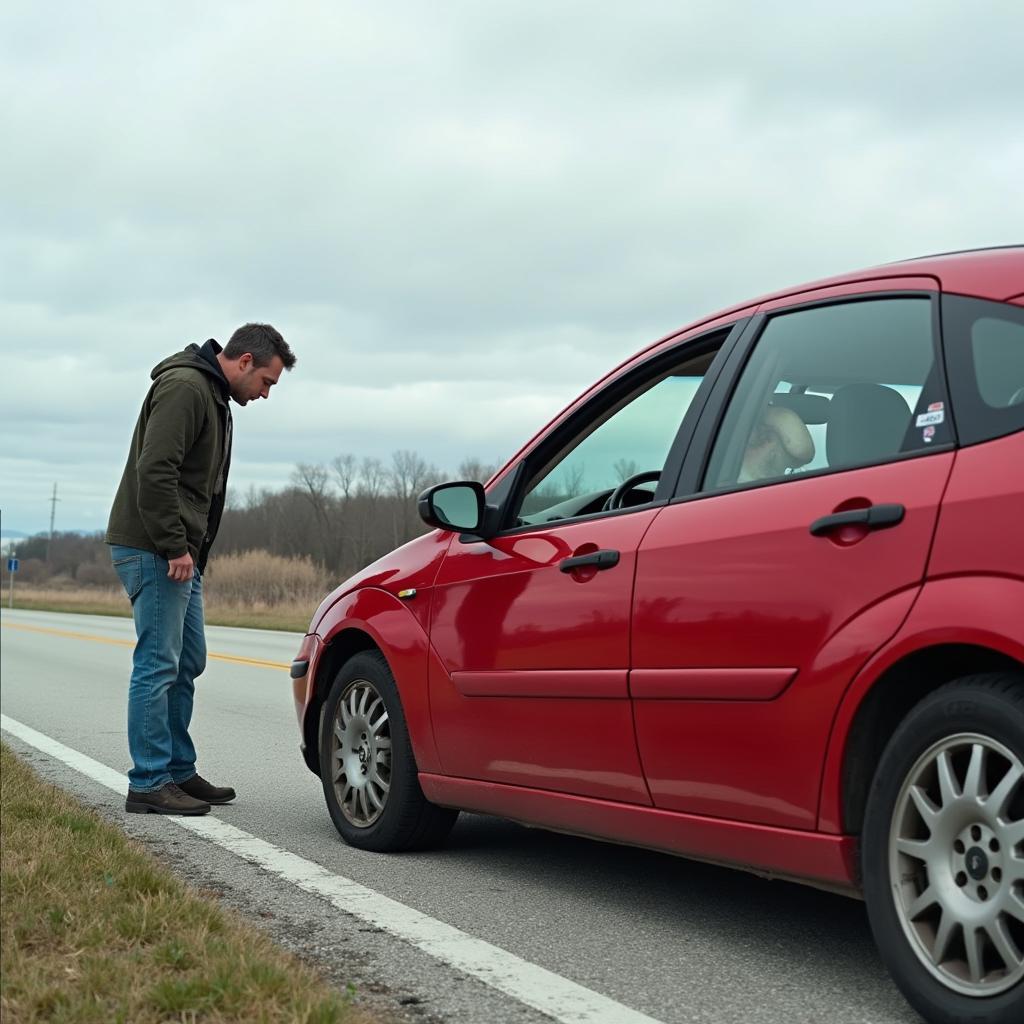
top-left (559, 549), bottom-right (621, 572)
top-left (809, 503), bottom-right (905, 537)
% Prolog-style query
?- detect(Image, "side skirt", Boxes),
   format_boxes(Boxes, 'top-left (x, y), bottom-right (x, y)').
top-left (420, 773), bottom-right (860, 898)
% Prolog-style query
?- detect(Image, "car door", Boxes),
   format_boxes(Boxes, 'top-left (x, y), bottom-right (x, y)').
top-left (630, 281), bottom-right (957, 829)
top-left (427, 325), bottom-right (738, 804)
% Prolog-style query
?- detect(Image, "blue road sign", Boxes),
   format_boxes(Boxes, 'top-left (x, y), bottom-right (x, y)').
top-left (7, 558), bottom-right (18, 572)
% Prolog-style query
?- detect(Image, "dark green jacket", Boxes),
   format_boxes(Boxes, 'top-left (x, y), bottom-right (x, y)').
top-left (106, 341), bottom-right (232, 572)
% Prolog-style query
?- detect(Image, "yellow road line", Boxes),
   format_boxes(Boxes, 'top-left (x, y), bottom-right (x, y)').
top-left (1, 622), bottom-right (290, 672)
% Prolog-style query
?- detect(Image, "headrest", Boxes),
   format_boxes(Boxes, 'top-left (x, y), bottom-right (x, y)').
top-left (826, 383), bottom-right (910, 468)
top-left (769, 393), bottom-right (831, 424)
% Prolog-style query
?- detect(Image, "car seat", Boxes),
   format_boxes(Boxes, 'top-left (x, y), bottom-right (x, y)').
top-left (826, 383), bottom-right (911, 468)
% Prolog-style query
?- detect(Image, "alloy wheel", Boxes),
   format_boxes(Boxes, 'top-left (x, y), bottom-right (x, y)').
top-left (328, 678), bottom-right (392, 827)
top-left (889, 732), bottom-right (1024, 996)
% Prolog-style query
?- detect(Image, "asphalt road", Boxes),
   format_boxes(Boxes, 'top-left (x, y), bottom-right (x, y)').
top-left (0, 607), bottom-right (919, 1024)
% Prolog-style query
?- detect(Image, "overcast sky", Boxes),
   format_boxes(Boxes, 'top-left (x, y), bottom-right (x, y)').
top-left (2, 1), bottom-right (1022, 539)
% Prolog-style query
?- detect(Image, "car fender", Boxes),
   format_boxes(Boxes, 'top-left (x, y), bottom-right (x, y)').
top-left (818, 575), bottom-right (1024, 832)
top-left (315, 585), bottom-right (440, 774)
top-left (308, 530), bottom-right (452, 634)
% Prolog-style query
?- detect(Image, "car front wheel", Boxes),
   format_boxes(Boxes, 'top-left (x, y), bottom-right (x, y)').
top-left (863, 674), bottom-right (1024, 1024)
top-left (319, 650), bottom-right (458, 851)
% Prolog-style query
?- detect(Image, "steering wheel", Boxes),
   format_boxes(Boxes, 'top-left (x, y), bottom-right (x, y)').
top-left (603, 470), bottom-right (661, 511)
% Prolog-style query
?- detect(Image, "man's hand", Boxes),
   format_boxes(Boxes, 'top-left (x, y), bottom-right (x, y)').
top-left (167, 552), bottom-right (195, 582)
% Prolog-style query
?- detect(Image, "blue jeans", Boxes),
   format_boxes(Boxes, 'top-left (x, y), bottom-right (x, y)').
top-left (110, 545), bottom-right (206, 792)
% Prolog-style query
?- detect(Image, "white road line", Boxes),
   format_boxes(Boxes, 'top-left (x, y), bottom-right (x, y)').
top-left (1, 714), bottom-right (665, 1024)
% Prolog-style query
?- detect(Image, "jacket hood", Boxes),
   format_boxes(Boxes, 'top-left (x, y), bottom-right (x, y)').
top-left (151, 341), bottom-right (229, 398)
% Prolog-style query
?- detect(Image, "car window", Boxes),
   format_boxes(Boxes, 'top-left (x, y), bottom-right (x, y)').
top-left (941, 295), bottom-right (1024, 445)
top-left (703, 297), bottom-right (949, 490)
top-left (515, 344), bottom-right (721, 525)
top-left (784, 382), bottom-right (925, 474)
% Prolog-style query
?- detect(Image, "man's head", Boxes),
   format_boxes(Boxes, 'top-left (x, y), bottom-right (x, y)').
top-left (218, 323), bottom-right (296, 406)
top-left (738, 404), bottom-right (815, 483)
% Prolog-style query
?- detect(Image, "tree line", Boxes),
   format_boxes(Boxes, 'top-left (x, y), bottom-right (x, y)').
top-left (4, 450), bottom-right (501, 587)
top-left (221, 450), bottom-right (501, 575)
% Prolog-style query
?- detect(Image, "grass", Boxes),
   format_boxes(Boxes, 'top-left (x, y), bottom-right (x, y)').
top-left (4, 587), bottom-right (315, 633)
top-left (0, 744), bottom-right (370, 1024)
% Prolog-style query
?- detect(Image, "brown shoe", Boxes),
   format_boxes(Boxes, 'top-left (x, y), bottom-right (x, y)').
top-left (177, 773), bottom-right (236, 805)
top-left (125, 782), bottom-right (210, 815)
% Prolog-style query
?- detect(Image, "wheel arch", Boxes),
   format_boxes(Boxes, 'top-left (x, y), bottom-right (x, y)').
top-left (834, 643), bottom-right (1023, 840)
top-left (302, 586), bottom-right (440, 777)
top-left (302, 627), bottom-right (380, 775)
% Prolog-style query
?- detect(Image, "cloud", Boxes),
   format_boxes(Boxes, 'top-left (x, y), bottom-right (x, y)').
top-left (1, 0), bottom-right (1022, 533)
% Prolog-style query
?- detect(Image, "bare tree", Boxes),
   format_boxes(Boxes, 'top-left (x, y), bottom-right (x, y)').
top-left (613, 458), bottom-right (639, 483)
top-left (242, 484), bottom-right (264, 510)
top-left (292, 463), bottom-right (335, 566)
top-left (358, 456), bottom-right (387, 500)
top-left (349, 456), bottom-right (388, 567)
top-left (562, 463), bottom-right (586, 498)
top-left (331, 453), bottom-right (358, 500)
top-left (389, 449), bottom-right (433, 502)
top-left (457, 457), bottom-right (500, 483)
top-left (386, 450), bottom-right (437, 545)
top-left (292, 463), bottom-right (332, 516)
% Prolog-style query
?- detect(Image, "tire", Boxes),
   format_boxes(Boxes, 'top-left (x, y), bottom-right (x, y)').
top-left (319, 650), bottom-right (458, 851)
top-left (862, 673), bottom-right (1024, 1024)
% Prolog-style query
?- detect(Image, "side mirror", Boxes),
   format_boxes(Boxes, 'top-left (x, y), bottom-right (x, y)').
top-left (417, 481), bottom-right (487, 534)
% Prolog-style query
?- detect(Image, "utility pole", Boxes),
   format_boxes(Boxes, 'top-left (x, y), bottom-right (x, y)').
top-left (46, 482), bottom-right (60, 563)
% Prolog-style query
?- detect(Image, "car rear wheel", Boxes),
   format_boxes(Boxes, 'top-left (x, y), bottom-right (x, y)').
top-left (863, 674), bottom-right (1024, 1024)
top-left (319, 650), bottom-right (458, 851)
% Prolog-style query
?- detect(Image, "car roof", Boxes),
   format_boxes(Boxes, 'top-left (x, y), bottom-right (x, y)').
top-left (732, 245), bottom-right (1022, 318)
top-left (640, 245), bottom-right (1024, 359)
top-left (871, 244), bottom-right (1022, 299)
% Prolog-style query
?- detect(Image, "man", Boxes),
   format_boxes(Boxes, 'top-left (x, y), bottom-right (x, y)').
top-left (738, 403), bottom-right (815, 483)
top-left (106, 323), bottom-right (296, 815)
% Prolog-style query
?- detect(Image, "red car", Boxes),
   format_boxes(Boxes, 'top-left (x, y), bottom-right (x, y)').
top-left (292, 246), bottom-right (1024, 1024)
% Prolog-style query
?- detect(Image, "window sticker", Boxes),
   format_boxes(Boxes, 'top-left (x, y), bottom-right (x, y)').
top-left (923, 425), bottom-right (936, 443)
top-left (916, 410), bottom-right (945, 427)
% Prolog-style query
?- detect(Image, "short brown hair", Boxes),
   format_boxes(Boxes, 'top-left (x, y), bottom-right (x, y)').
top-left (224, 323), bottom-right (296, 369)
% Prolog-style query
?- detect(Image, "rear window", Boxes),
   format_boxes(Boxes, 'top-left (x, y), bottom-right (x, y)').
top-left (702, 296), bottom-right (950, 490)
top-left (942, 295), bottom-right (1024, 445)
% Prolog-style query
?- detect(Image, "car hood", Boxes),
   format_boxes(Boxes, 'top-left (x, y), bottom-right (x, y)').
top-left (308, 529), bottom-right (453, 633)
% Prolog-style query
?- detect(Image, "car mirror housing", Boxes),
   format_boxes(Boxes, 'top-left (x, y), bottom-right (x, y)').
top-left (417, 481), bottom-right (487, 535)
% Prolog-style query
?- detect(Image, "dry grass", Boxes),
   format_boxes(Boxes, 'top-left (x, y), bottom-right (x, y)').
top-left (6, 586), bottom-right (319, 634)
top-left (184, 602), bottom-right (316, 633)
top-left (4, 550), bottom-right (331, 633)
top-left (204, 550), bottom-right (327, 608)
top-left (0, 743), bottom-right (371, 1024)
top-left (5, 587), bottom-right (133, 619)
